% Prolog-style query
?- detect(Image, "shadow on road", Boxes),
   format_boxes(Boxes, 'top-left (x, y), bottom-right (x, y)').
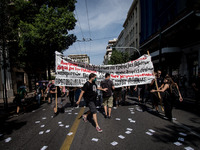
top-left (152, 124), bottom-right (200, 148)
top-left (0, 120), bottom-right (27, 141)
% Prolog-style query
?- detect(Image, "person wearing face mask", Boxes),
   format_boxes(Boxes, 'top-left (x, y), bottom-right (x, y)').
top-left (76, 73), bottom-right (107, 133)
top-left (100, 73), bottom-right (115, 119)
top-left (151, 77), bottom-right (183, 121)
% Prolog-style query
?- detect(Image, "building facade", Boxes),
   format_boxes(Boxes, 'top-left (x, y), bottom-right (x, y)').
top-left (103, 38), bottom-right (117, 65)
top-left (0, 48), bottom-right (14, 99)
top-left (115, 0), bottom-right (140, 57)
top-left (139, 0), bottom-right (200, 86)
top-left (68, 54), bottom-right (90, 64)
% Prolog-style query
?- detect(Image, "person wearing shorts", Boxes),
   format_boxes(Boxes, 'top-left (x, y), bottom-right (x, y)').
top-left (134, 85), bottom-right (145, 103)
top-left (113, 87), bottom-right (122, 107)
top-left (76, 73), bottom-right (107, 133)
top-left (100, 73), bottom-right (115, 119)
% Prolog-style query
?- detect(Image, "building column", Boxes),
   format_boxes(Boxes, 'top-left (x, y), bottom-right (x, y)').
top-left (198, 50), bottom-right (200, 72)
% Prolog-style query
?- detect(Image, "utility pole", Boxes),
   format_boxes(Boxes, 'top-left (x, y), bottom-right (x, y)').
top-left (0, 0), bottom-right (8, 110)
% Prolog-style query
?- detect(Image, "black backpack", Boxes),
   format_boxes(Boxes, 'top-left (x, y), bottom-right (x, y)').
top-left (170, 84), bottom-right (180, 99)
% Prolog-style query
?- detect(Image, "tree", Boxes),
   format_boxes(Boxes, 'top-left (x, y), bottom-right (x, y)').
top-left (6, 0), bottom-right (77, 79)
top-left (108, 49), bottom-right (130, 65)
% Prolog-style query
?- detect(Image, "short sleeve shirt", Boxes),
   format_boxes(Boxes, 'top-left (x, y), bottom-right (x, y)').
top-left (156, 77), bottom-right (164, 88)
top-left (82, 81), bottom-right (97, 102)
top-left (50, 84), bottom-right (56, 97)
top-left (100, 79), bottom-right (114, 98)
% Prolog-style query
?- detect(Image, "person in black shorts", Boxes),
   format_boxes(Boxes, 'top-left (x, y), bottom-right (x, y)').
top-left (76, 73), bottom-right (107, 133)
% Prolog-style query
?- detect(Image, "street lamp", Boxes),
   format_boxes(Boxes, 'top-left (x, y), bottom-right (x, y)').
top-left (112, 47), bottom-right (141, 56)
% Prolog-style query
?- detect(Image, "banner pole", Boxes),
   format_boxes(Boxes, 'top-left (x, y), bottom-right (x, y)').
top-left (147, 51), bottom-right (164, 112)
top-left (55, 87), bottom-right (58, 113)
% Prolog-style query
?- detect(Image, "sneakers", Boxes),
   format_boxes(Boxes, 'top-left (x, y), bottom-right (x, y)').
top-left (96, 126), bottom-right (103, 133)
top-left (82, 115), bottom-right (87, 122)
top-left (108, 116), bottom-right (112, 119)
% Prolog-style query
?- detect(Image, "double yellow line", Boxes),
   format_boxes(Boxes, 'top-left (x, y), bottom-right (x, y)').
top-left (60, 107), bottom-right (85, 150)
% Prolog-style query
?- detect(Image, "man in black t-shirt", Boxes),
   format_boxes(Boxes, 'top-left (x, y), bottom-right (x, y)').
top-left (100, 73), bottom-right (115, 119)
top-left (76, 73), bottom-right (107, 133)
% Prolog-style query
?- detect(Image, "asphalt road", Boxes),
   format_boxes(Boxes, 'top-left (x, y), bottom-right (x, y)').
top-left (0, 97), bottom-right (200, 150)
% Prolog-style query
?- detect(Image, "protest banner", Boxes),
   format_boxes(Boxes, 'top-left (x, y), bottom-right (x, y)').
top-left (55, 51), bottom-right (155, 87)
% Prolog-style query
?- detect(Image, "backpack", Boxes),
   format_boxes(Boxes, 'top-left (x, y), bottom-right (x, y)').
top-left (18, 87), bottom-right (25, 99)
top-left (170, 84), bottom-right (180, 99)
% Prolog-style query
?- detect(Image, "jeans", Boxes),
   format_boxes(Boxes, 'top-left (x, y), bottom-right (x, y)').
top-left (36, 94), bottom-right (41, 105)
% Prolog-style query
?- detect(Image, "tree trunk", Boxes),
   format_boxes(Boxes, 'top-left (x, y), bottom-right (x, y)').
top-left (48, 64), bottom-right (51, 80)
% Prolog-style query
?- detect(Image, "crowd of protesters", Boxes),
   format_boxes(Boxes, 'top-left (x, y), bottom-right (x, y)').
top-left (13, 70), bottom-right (200, 132)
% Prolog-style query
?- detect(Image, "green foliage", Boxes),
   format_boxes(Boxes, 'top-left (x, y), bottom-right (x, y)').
top-left (1, 0), bottom-right (77, 74)
top-left (108, 49), bottom-right (130, 65)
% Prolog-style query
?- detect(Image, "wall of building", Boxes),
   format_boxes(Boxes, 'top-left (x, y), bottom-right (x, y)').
top-left (140, 0), bottom-right (188, 45)
top-left (115, 0), bottom-right (140, 56)
top-left (0, 49), bottom-right (14, 99)
top-left (103, 39), bottom-right (117, 65)
top-left (68, 54), bottom-right (90, 64)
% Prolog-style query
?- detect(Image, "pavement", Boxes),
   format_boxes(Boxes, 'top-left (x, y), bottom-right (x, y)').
top-left (0, 92), bottom-right (36, 120)
top-left (0, 96), bottom-right (200, 150)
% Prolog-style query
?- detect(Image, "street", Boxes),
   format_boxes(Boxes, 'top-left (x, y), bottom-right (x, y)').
top-left (0, 96), bottom-right (200, 150)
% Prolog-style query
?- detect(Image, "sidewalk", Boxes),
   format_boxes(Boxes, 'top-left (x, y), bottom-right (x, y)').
top-left (0, 92), bottom-right (35, 120)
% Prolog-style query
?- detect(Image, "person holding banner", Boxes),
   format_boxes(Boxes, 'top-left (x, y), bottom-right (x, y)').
top-left (151, 77), bottom-right (183, 121)
top-left (100, 73), bottom-right (115, 119)
top-left (50, 80), bottom-right (63, 116)
top-left (150, 70), bottom-right (164, 112)
top-left (76, 73), bottom-right (108, 133)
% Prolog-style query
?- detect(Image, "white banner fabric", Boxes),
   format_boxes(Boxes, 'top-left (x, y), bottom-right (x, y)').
top-left (55, 51), bottom-right (155, 87)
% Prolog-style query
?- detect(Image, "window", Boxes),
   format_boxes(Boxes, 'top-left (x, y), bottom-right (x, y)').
top-left (136, 39), bottom-right (138, 48)
top-left (135, 7), bottom-right (137, 18)
top-left (125, 35), bottom-right (129, 45)
top-left (136, 23), bottom-right (138, 34)
top-left (130, 29), bottom-right (133, 39)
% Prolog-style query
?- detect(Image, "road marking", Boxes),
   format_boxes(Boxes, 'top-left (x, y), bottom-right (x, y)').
top-left (174, 141), bottom-right (182, 146)
top-left (91, 138), bottom-right (98, 142)
top-left (5, 137), bottom-right (12, 143)
top-left (110, 141), bottom-right (118, 146)
top-left (60, 107), bottom-right (85, 150)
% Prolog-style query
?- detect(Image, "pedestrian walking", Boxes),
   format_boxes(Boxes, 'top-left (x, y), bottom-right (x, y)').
top-left (97, 89), bottom-right (103, 107)
top-left (68, 87), bottom-right (75, 107)
top-left (121, 86), bottom-right (127, 105)
top-left (35, 82), bottom-right (43, 106)
top-left (15, 84), bottom-right (27, 116)
top-left (134, 85), bottom-right (145, 103)
top-left (76, 73), bottom-right (107, 133)
top-left (151, 77), bottom-right (183, 121)
top-left (75, 87), bottom-right (81, 108)
top-left (46, 80), bottom-right (52, 104)
top-left (100, 73), bottom-right (115, 119)
top-left (42, 82), bottom-right (47, 101)
top-left (113, 87), bottom-right (122, 107)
